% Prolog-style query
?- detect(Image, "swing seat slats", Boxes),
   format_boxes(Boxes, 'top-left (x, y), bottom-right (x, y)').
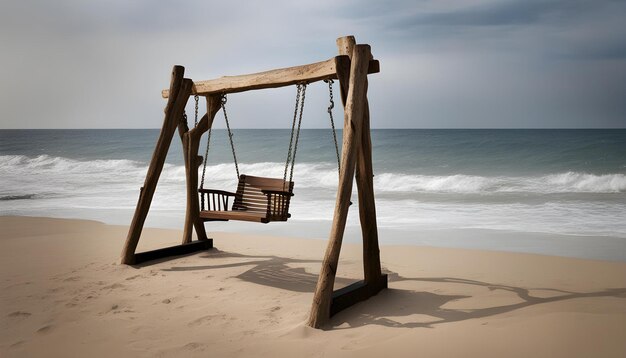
top-left (199, 175), bottom-right (294, 224)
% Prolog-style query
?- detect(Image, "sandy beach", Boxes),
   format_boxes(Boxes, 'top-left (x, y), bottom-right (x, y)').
top-left (1, 216), bottom-right (625, 357)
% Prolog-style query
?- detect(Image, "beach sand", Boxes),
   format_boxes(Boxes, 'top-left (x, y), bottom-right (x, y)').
top-left (1, 216), bottom-right (625, 357)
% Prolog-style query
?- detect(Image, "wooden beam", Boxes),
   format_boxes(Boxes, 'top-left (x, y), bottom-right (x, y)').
top-left (133, 240), bottom-right (213, 265)
top-left (330, 276), bottom-right (388, 316)
top-left (120, 66), bottom-right (192, 265)
top-left (162, 57), bottom-right (380, 98)
top-left (307, 44), bottom-right (372, 328)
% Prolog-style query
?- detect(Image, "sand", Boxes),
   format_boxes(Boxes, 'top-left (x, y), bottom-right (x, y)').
top-left (1, 216), bottom-right (625, 357)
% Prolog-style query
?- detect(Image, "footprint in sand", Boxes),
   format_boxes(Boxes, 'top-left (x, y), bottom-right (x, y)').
top-left (182, 342), bottom-right (205, 351)
top-left (102, 283), bottom-right (125, 290)
top-left (125, 275), bottom-right (142, 281)
top-left (8, 311), bottom-right (32, 319)
top-left (270, 306), bottom-right (281, 313)
top-left (187, 314), bottom-right (225, 327)
top-left (63, 276), bottom-right (80, 282)
top-left (10, 340), bottom-right (25, 349)
top-left (36, 325), bottom-right (54, 334)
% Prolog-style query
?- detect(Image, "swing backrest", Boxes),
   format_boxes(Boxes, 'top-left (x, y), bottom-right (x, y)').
top-left (233, 175), bottom-right (294, 221)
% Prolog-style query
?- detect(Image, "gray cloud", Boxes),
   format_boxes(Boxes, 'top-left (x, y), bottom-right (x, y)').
top-left (399, 0), bottom-right (583, 27)
top-left (0, 0), bottom-right (624, 129)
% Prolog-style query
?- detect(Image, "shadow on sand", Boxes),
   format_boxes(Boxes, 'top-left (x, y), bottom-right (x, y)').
top-left (161, 249), bottom-right (626, 329)
top-left (162, 248), bottom-right (356, 292)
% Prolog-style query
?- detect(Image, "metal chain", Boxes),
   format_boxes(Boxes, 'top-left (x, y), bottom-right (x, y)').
top-left (221, 94), bottom-right (240, 179)
top-left (193, 95), bottom-right (199, 127)
top-left (200, 126), bottom-right (212, 190)
top-left (324, 79), bottom-right (341, 175)
top-left (283, 84), bottom-right (302, 185)
top-left (288, 83), bottom-right (307, 184)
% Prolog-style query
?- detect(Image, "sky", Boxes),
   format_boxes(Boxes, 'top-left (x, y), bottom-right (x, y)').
top-left (0, 0), bottom-right (625, 129)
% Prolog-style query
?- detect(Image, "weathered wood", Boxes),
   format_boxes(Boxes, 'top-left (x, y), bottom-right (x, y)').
top-left (307, 44), bottom-right (372, 328)
top-left (162, 57), bottom-right (380, 98)
top-left (356, 90), bottom-right (384, 283)
top-left (199, 210), bottom-right (270, 223)
top-left (182, 95), bottom-right (222, 243)
top-left (181, 133), bottom-right (196, 243)
top-left (191, 95), bottom-right (221, 136)
top-left (121, 66), bottom-right (191, 264)
top-left (330, 275), bottom-right (388, 316)
top-left (338, 37), bottom-right (384, 285)
top-left (336, 36), bottom-right (356, 64)
top-left (133, 240), bottom-right (213, 265)
top-left (178, 105), bottom-right (193, 243)
top-left (200, 174), bottom-right (293, 223)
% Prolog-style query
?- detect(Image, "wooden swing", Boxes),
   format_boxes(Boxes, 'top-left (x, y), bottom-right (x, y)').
top-left (196, 81), bottom-right (341, 224)
top-left (199, 174), bottom-right (294, 223)
top-left (196, 84), bottom-right (305, 223)
top-left (120, 36), bottom-right (387, 329)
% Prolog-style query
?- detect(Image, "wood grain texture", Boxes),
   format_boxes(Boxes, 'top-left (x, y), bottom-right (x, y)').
top-left (162, 58), bottom-right (379, 98)
top-left (199, 210), bottom-right (270, 223)
top-left (184, 95), bottom-right (223, 241)
top-left (121, 66), bottom-right (191, 264)
top-left (181, 98), bottom-right (221, 243)
top-left (307, 44), bottom-right (372, 328)
top-left (200, 174), bottom-right (293, 223)
top-left (338, 37), bottom-right (384, 285)
top-left (336, 36), bottom-right (385, 284)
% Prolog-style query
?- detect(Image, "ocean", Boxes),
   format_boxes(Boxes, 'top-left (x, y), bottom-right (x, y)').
top-left (1, 129), bottom-right (625, 261)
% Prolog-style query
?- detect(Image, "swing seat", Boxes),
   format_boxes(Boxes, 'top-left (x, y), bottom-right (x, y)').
top-left (199, 175), bottom-right (294, 224)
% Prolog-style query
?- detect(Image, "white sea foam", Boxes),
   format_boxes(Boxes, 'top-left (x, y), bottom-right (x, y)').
top-left (374, 172), bottom-right (626, 194)
top-left (1, 155), bottom-right (625, 238)
top-left (2, 155), bottom-right (625, 197)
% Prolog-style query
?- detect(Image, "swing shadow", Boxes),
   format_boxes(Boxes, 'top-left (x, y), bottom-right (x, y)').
top-left (163, 248), bottom-right (356, 292)
top-left (329, 274), bottom-right (626, 329)
top-left (161, 250), bottom-right (626, 329)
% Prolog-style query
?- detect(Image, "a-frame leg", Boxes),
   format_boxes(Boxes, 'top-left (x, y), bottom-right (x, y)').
top-left (308, 44), bottom-right (374, 328)
top-left (121, 66), bottom-right (194, 265)
top-left (181, 95), bottom-right (222, 243)
top-left (337, 36), bottom-right (385, 284)
top-left (338, 37), bottom-right (386, 287)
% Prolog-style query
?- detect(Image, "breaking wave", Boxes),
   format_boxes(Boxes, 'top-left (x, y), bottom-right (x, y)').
top-left (1, 155), bottom-right (625, 196)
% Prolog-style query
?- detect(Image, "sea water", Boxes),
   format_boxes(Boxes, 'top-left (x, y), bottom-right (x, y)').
top-left (1, 129), bottom-right (625, 260)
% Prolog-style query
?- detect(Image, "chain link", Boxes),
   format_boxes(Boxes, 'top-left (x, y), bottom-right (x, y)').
top-left (283, 84), bottom-right (302, 185)
top-left (200, 126), bottom-right (212, 190)
top-left (221, 94), bottom-right (240, 179)
top-left (288, 83), bottom-right (306, 185)
top-left (324, 79), bottom-right (341, 175)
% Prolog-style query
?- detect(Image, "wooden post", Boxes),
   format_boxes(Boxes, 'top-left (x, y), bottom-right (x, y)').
top-left (337, 37), bottom-right (384, 285)
top-left (308, 44), bottom-right (371, 328)
top-left (120, 66), bottom-right (192, 264)
top-left (181, 132), bottom-right (198, 244)
top-left (178, 105), bottom-right (194, 243)
top-left (181, 95), bottom-right (222, 243)
top-left (356, 87), bottom-right (383, 283)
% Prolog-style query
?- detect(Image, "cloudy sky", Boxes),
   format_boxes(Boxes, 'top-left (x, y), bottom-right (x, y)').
top-left (1, 0), bottom-right (625, 129)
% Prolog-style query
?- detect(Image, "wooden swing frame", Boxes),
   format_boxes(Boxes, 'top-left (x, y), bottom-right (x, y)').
top-left (120, 36), bottom-right (387, 328)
